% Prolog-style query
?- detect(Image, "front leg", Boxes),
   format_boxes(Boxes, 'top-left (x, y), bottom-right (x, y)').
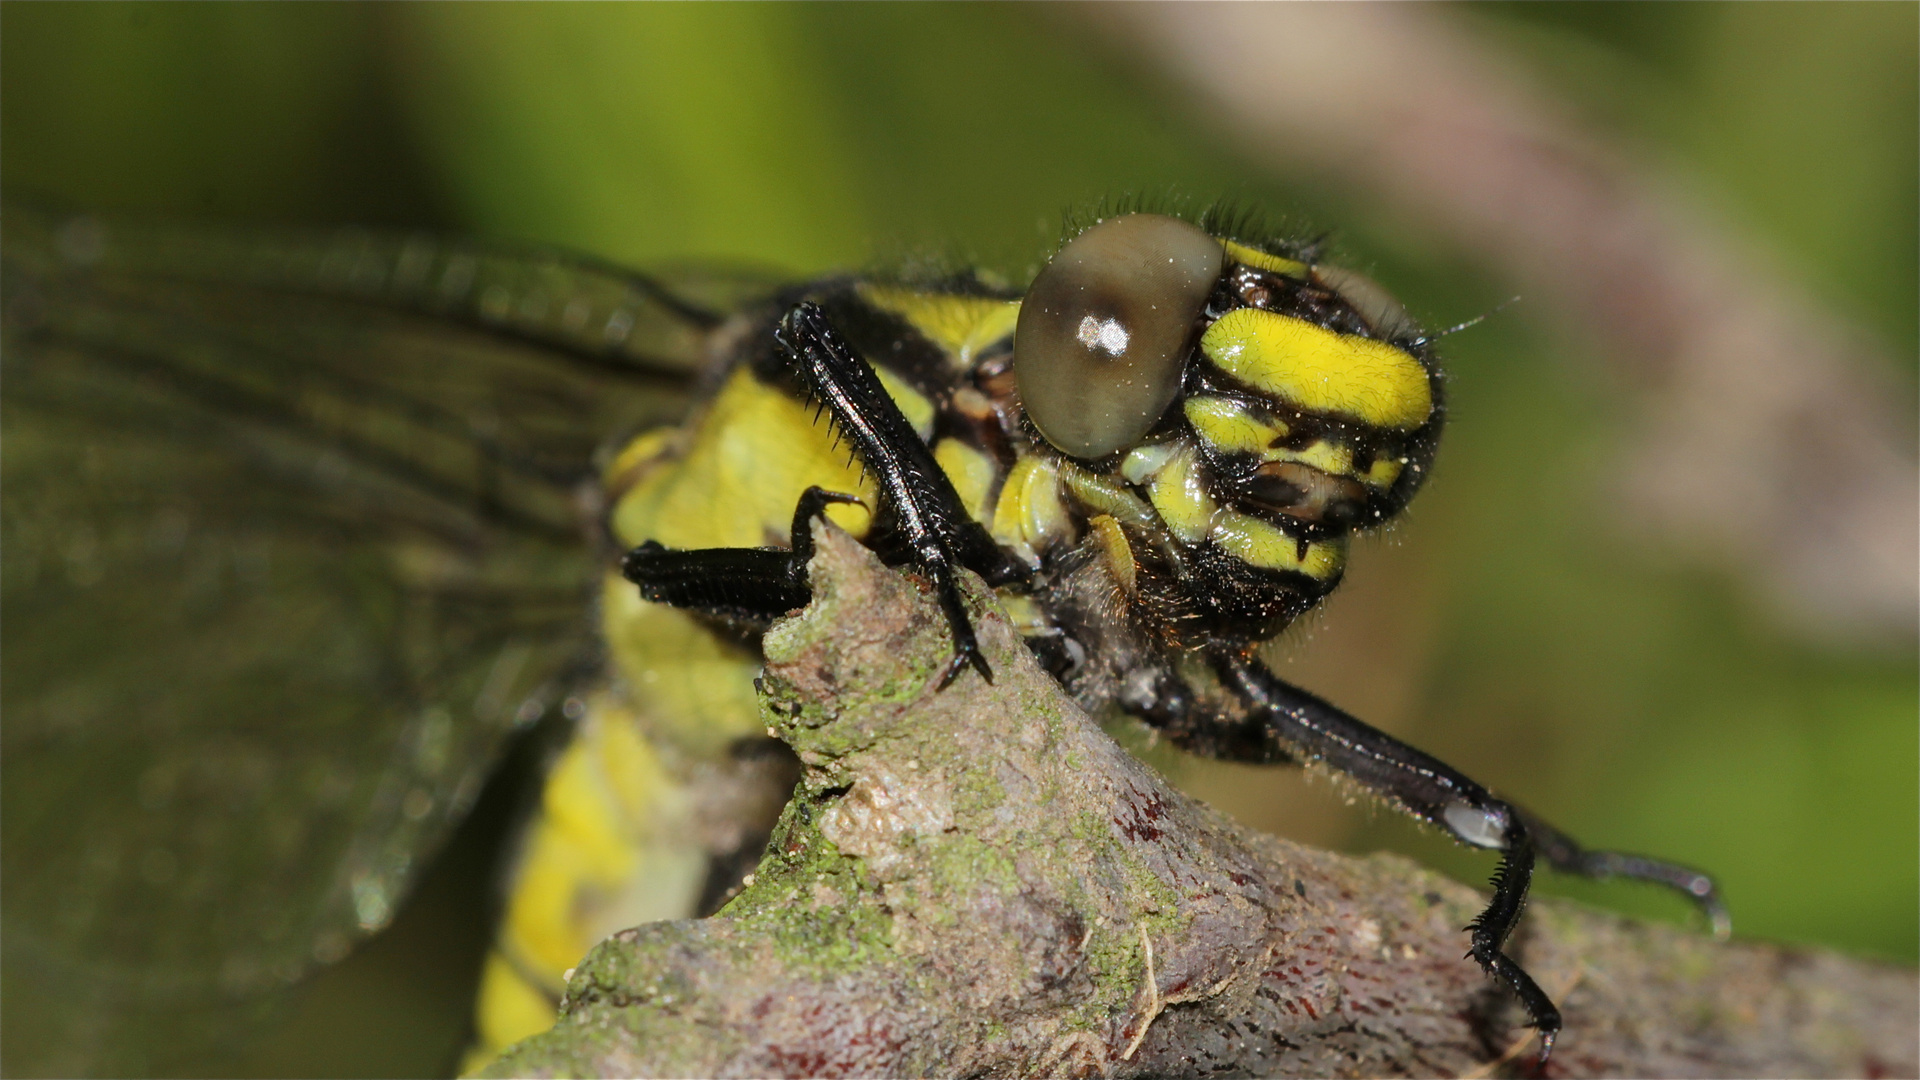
top-left (627, 302), bottom-right (1019, 686)
top-left (623, 486), bottom-right (863, 622)
top-left (1169, 651), bottom-right (1728, 1068)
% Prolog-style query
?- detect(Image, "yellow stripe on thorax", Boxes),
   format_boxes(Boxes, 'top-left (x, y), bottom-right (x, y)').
top-left (1200, 308), bottom-right (1432, 430)
top-left (856, 283), bottom-right (1020, 368)
top-left (608, 368), bottom-right (876, 551)
top-left (873, 364), bottom-right (935, 442)
top-left (934, 437), bottom-right (996, 523)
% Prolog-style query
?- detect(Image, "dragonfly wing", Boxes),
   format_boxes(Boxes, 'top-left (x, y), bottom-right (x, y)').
top-left (0, 207), bottom-right (751, 1073)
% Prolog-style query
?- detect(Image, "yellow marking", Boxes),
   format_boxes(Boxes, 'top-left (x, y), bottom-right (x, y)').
top-left (1120, 441), bottom-right (1180, 486)
top-left (1221, 239), bottom-right (1308, 278)
top-left (472, 693), bottom-right (709, 1066)
top-left (601, 576), bottom-right (766, 758)
top-left (1209, 512), bottom-right (1349, 579)
top-left (1145, 443), bottom-right (1216, 545)
top-left (506, 700), bottom-right (702, 975)
top-left (1364, 456), bottom-right (1406, 489)
top-left (468, 952), bottom-right (560, 1074)
top-left (997, 594), bottom-right (1053, 636)
top-left (1201, 308), bottom-right (1433, 430)
top-left (1088, 514), bottom-right (1138, 594)
top-left (1185, 395), bottom-right (1405, 491)
top-left (1183, 395), bottom-right (1285, 456)
top-left (1061, 463), bottom-right (1159, 532)
top-left (1269, 439), bottom-right (1355, 478)
top-left (933, 438), bottom-right (996, 523)
top-left (608, 368), bottom-right (876, 550)
top-left (483, 361), bottom-right (959, 1069)
top-left (990, 455), bottom-right (1071, 566)
top-left (857, 283), bottom-right (1021, 367)
top-left (602, 426), bottom-right (677, 491)
top-left (873, 364), bottom-right (935, 442)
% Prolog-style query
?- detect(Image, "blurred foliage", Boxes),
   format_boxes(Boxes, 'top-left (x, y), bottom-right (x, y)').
top-left (3, 3), bottom-right (1913, 1077)
top-left (1474, 1), bottom-right (1918, 359)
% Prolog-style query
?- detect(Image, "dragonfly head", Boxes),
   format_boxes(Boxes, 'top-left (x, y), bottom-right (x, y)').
top-left (1013, 213), bottom-right (1443, 535)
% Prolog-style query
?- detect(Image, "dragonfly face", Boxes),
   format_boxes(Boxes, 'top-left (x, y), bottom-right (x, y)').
top-left (0, 205), bottom-right (1722, 1075)
top-left (1010, 213), bottom-right (1442, 650)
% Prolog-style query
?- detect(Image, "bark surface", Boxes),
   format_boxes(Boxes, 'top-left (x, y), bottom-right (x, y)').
top-left (488, 528), bottom-right (1918, 1079)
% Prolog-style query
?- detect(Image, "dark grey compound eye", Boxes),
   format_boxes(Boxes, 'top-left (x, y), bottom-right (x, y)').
top-left (1014, 214), bottom-right (1223, 459)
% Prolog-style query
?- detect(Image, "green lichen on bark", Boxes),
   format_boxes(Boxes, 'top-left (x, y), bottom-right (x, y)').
top-left (486, 527), bottom-right (1918, 1079)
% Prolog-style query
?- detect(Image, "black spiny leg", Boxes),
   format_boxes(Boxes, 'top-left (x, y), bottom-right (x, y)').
top-left (774, 301), bottom-right (1022, 686)
top-left (1514, 807), bottom-right (1730, 940)
top-left (627, 302), bottom-right (1021, 686)
top-left (1169, 652), bottom-right (1729, 1069)
top-left (623, 486), bottom-right (862, 621)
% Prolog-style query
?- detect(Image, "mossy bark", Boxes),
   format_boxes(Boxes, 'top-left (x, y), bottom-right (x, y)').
top-left (487, 527), bottom-right (1917, 1079)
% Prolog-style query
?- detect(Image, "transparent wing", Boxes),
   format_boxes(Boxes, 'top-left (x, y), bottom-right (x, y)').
top-left (0, 206), bottom-right (767, 1074)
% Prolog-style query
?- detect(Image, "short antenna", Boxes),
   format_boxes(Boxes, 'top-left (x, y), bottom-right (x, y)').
top-left (1413, 295), bottom-right (1520, 346)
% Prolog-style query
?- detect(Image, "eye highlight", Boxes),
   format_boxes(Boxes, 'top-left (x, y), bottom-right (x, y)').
top-left (1014, 214), bottom-right (1223, 460)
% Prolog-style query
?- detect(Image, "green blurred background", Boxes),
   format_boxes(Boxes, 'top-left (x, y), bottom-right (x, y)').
top-left (4, 3), bottom-right (1913, 1076)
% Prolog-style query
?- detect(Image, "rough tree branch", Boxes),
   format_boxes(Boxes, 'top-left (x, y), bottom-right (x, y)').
top-left (488, 528), bottom-right (1917, 1079)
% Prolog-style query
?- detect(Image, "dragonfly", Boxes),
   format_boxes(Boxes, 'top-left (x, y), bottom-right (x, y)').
top-left (0, 203), bottom-right (1726, 1074)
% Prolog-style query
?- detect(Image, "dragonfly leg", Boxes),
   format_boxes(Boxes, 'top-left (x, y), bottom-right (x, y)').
top-left (773, 301), bottom-right (1027, 685)
top-left (627, 302), bottom-right (1020, 684)
top-left (1161, 652), bottom-right (1730, 1069)
top-left (622, 487), bottom-right (861, 621)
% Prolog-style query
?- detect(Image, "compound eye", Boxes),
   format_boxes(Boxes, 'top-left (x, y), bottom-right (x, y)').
top-left (1015, 214), bottom-right (1223, 459)
top-left (1313, 265), bottom-right (1414, 340)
